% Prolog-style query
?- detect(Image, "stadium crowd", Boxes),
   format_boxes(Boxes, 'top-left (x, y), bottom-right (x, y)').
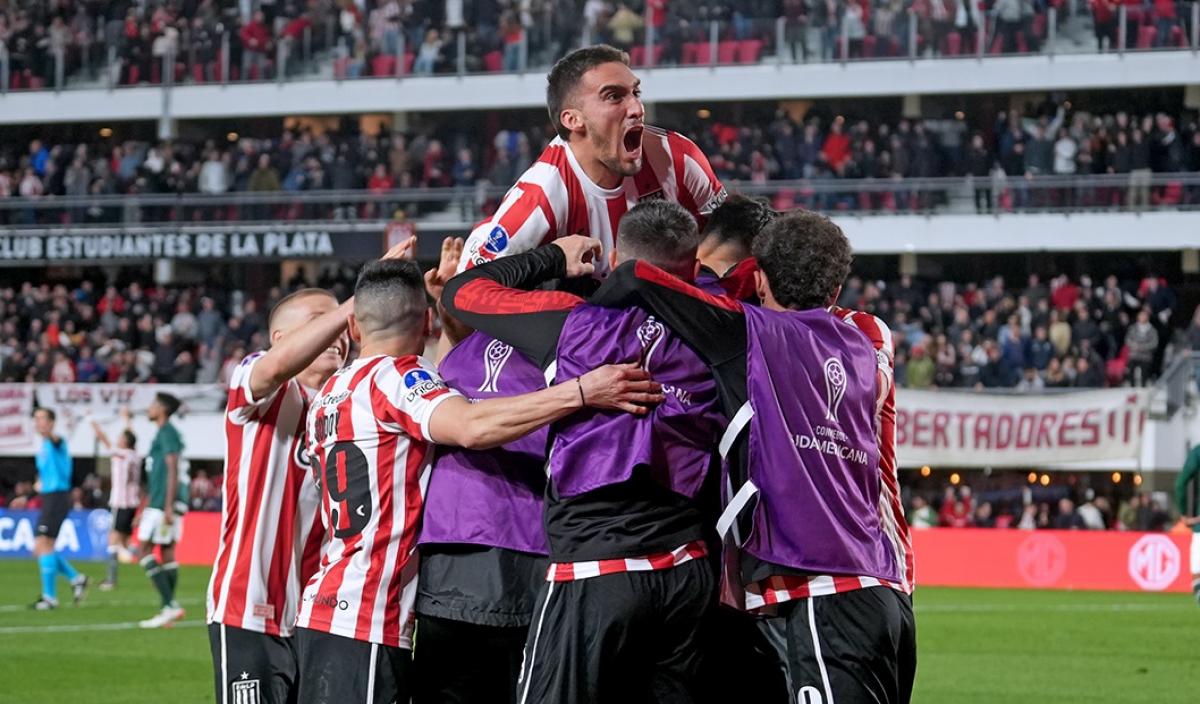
top-left (907, 483), bottom-right (1177, 531)
top-left (1, 270), bottom-right (1195, 389)
top-left (2, 104), bottom-right (1199, 225)
top-left (3, 0), bottom-right (1193, 91)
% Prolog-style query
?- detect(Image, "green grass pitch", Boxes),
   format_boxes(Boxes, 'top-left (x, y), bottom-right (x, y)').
top-left (0, 561), bottom-right (1197, 703)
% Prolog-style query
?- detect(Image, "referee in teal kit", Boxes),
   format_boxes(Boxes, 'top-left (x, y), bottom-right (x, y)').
top-left (30, 408), bottom-right (89, 610)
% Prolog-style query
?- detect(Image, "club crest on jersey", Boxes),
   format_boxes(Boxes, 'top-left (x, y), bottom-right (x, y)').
top-left (404, 368), bottom-right (445, 401)
top-left (823, 357), bottom-right (847, 422)
top-left (479, 339), bottom-right (514, 393)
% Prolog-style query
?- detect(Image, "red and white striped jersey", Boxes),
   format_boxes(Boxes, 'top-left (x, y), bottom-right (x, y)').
top-left (297, 354), bottom-right (460, 648)
top-left (458, 127), bottom-right (725, 275)
top-left (207, 352), bottom-right (326, 637)
top-left (107, 447), bottom-right (141, 509)
top-left (746, 309), bottom-right (914, 610)
top-left (546, 539), bottom-right (707, 582)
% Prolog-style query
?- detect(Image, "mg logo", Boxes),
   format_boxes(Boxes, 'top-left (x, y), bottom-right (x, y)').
top-left (1127, 535), bottom-right (1180, 591)
top-left (1016, 534), bottom-right (1067, 587)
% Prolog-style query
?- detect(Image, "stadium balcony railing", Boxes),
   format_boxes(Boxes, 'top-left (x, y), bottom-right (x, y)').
top-left (1, 4), bottom-right (1197, 94)
top-left (1, 173), bottom-right (1197, 229)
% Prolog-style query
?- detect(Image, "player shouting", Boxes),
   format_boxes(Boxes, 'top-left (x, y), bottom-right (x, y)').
top-left (457, 44), bottom-right (725, 276)
top-left (296, 259), bottom-right (660, 704)
top-left (206, 241), bottom-right (415, 704)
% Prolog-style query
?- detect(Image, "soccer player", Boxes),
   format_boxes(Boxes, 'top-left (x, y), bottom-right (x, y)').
top-left (207, 240), bottom-right (415, 704)
top-left (29, 408), bottom-right (88, 610)
top-left (693, 194), bottom-right (775, 298)
top-left (592, 210), bottom-right (917, 704)
top-left (296, 259), bottom-right (659, 704)
top-left (137, 392), bottom-right (188, 629)
top-left (443, 201), bottom-right (725, 704)
top-left (1175, 442), bottom-right (1200, 604)
top-left (90, 408), bottom-right (140, 591)
top-left (457, 44), bottom-right (725, 275)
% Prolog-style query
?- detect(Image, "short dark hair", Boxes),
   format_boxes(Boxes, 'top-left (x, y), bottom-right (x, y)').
top-left (546, 44), bottom-right (630, 141)
top-left (702, 194), bottom-right (776, 258)
top-left (752, 210), bottom-right (852, 310)
top-left (268, 288), bottom-right (337, 332)
top-left (155, 392), bottom-right (181, 418)
top-left (121, 430), bottom-right (137, 448)
top-left (617, 200), bottom-right (701, 274)
top-left (33, 407), bottom-right (55, 421)
top-left (353, 260), bottom-right (427, 336)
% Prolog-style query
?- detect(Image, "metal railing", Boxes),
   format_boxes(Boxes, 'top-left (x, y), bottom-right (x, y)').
top-left (1, 3), bottom-right (1197, 95)
top-left (0, 173), bottom-right (1197, 230)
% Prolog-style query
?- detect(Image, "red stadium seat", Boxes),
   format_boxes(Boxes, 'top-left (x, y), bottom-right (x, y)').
top-left (863, 35), bottom-right (878, 56)
top-left (127, 65), bottom-right (140, 84)
top-left (191, 63), bottom-right (205, 83)
top-left (772, 189), bottom-right (796, 210)
top-left (371, 54), bottom-right (397, 77)
top-left (483, 51), bottom-right (503, 72)
top-left (1153, 181), bottom-right (1183, 205)
top-left (945, 32), bottom-right (962, 55)
top-left (718, 40), bottom-right (739, 64)
top-left (737, 39), bottom-right (764, 63)
top-left (1171, 25), bottom-right (1186, 46)
top-left (1106, 345), bottom-right (1129, 386)
top-left (1032, 12), bottom-right (1046, 39)
top-left (630, 45), bottom-right (646, 65)
top-left (683, 41), bottom-right (710, 64)
top-left (151, 63), bottom-right (161, 84)
top-left (1137, 25), bottom-right (1156, 48)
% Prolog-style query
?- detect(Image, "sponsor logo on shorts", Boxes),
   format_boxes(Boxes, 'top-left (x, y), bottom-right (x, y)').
top-left (252, 603), bottom-right (275, 620)
top-left (231, 674), bottom-right (261, 704)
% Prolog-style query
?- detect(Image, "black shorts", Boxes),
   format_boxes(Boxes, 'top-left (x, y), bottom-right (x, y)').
top-left (208, 622), bottom-right (298, 704)
top-left (780, 587), bottom-right (917, 704)
top-left (294, 627), bottom-right (411, 704)
top-left (35, 491), bottom-right (71, 539)
top-left (517, 558), bottom-right (715, 704)
top-left (415, 545), bottom-right (547, 628)
top-left (693, 607), bottom-right (790, 704)
top-left (413, 615), bottom-right (528, 704)
top-left (111, 507), bottom-right (136, 536)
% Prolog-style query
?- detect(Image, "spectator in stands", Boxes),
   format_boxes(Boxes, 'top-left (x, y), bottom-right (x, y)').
top-left (908, 495), bottom-right (938, 528)
top-left (1124, 307), bottom-right (1159, 384)
top-left (240, 10), bottom-right (272, 80)
top-left (1052, 498), bottom-right (1085, 529)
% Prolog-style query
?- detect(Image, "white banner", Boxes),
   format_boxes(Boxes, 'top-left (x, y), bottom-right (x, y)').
top-left (0, 384), bottom-right (227, 459)
top-left (895, 388), bottom-right (1151, 468)
top-left (0, 386), bottom-right (34, 449)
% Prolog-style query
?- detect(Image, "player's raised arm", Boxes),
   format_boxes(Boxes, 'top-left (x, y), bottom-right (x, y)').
top-left (426, 361), bottom-right (662, 450)
top-left (441, 238), bottom-right (598, 368)
top-left (247, 239), bottom-right (414, 400)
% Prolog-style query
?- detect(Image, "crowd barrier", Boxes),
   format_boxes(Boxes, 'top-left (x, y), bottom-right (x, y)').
top-left (1, 510), bottom-right (1188, 594)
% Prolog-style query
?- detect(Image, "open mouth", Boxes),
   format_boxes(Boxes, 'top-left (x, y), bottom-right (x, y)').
top-left (622, 125), bottom-right (644, 159)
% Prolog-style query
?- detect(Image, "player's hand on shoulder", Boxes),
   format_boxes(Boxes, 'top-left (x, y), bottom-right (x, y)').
top-left (577, 362), bottom-right (664, 415)
top-left (553, 235), bottom-right (601, 278)
top-left (424, 236), bottom-right (465, 300)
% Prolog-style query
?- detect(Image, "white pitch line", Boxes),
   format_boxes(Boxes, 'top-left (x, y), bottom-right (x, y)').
top-left (916, 603), bottom-right (1181, 613)
top-left (0, 597), bottom-right (203, 613)
top-left (0, 619), bottom-right (205, 635)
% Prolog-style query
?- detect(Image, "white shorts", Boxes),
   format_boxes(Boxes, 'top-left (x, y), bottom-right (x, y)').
top-left (137, 507), bottom-right (184, 546)
top-left (1191, 533), bottom-right (1200, 576)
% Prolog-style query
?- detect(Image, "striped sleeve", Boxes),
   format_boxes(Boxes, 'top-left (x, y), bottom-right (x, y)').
top-left (458, 177), bottom-right (560, 272)
top-left (836, 309), bottom-right (895, 408)
top-left (667, 131), bottom-right (726, 221)
top-left (226, 352), bottom-right (284, 426)
top-left (372, 356), bottom-right (461, 442)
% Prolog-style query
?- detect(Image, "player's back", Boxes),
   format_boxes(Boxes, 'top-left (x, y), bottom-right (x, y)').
top-left (299, 353), bottom-right (455, 647)
top-left (208, 351), bottom-right (324, 636)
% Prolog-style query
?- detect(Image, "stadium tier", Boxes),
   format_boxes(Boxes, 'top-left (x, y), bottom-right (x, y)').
top-left (2, 13), bottom-right (1200, 704)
